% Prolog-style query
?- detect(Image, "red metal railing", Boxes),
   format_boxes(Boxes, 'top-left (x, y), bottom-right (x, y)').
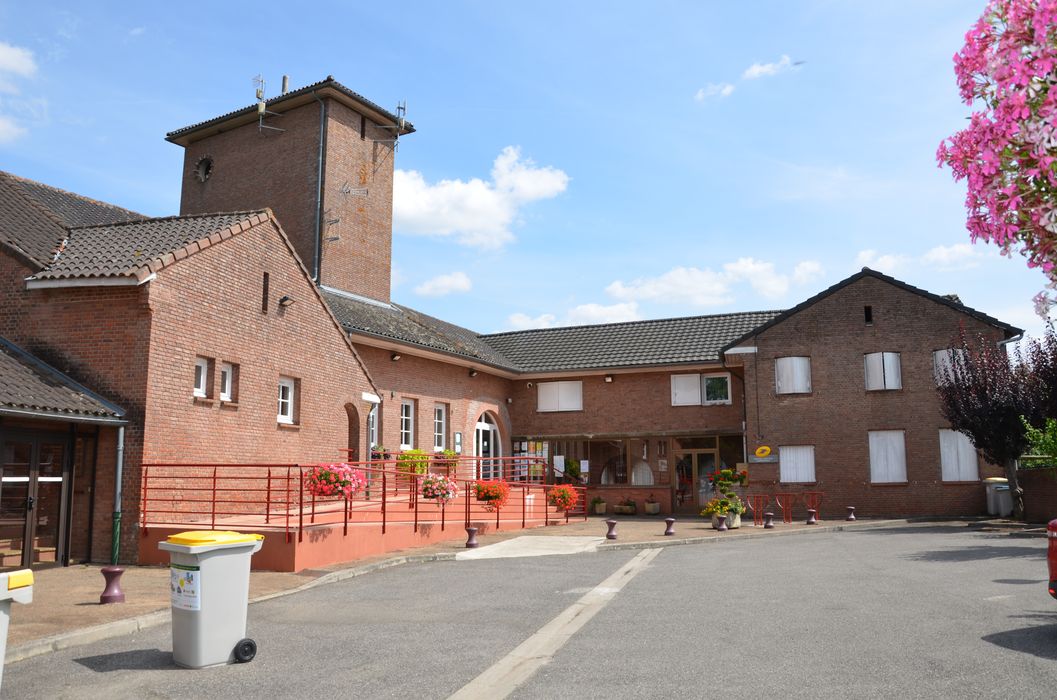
top-left (345, 451), bottom-right (559, 484)
top-left (139, 460), bottom-right (587, 545)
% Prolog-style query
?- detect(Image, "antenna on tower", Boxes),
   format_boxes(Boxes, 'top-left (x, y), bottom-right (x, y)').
top-left (252, 73), bottom-right (285, 134)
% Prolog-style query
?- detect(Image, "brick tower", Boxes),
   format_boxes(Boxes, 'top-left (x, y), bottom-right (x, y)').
top-left (166, 76), bottom-right (413, 302)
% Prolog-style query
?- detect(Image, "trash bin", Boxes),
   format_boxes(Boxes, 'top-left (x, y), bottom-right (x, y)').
top-left (983, 477), bottom-right (1009, 515)
top-left (994, 485), bottom-right (1013, 518)
top-left (0, 569), bottom-right (33, 690)
top-left (158, 530), bottom-right (264, 668)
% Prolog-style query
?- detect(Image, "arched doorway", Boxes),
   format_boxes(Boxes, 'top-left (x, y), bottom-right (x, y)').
top-left (474, 412), bottom-right (501, 480)
top-left (345, 403), bottom-right (360, 462)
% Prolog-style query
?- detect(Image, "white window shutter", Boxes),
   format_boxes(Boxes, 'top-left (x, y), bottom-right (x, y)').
top-left (538, 383), bottom-right (560, 412)
top-left (864, 353), bottom-right (885, 390)
top-left (779, 445), bottom-right (815, 483)
top-left (558, 381), bottom-right (583, 411)
top-left (940, 429), bottom-right (978, 481)
top-left (671, 375), bottom-right (702, 405)
top-left (883, 352), bottom-right (902, 390)
top-left (777, 357), bottom-right (811, 394)
top-left (869, 431), bottom-right (907, 483)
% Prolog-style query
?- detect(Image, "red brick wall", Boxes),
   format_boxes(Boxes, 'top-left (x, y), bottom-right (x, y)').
top-left (178, 102), bottom-right (321, 279)
top-left (733, 275), bottom-right (1005, 518)
top-left (1019, 468), bottom-right (1057, 524)
top-left (318, 100), bottom-right (394, 301)
top-left (507, 370), bottom-right (745, 438)
top-left (143, 218), bottom-right (377, 465)
top-left (352, 345), bottom-right (512, 462)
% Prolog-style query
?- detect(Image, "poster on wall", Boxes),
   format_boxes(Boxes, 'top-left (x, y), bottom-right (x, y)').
top-left (580, 460), bottom-right (589, 474)
top-left (658, 459), bottom-right (668, 472)
top-left (553, 456), bottom-right (565, 474)
top-left (453, 432), bottom-right (462, 454)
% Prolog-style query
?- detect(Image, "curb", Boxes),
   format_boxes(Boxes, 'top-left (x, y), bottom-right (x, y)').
top-left (0, 518), bottom-right (944, 664)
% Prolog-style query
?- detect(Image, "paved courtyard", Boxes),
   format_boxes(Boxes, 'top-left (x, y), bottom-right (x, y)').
top-left (4, 523), bottom-right (1055, 699)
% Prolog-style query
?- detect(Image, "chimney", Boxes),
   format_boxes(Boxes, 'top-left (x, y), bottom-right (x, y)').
top-left (281, 75), bottom-right (290, 94)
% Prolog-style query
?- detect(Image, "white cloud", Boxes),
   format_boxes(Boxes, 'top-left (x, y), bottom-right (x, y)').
top-left (129, 27), bottom-right (146, 37)
top-left (723, 258), bottom-right (789, 298)
top-left (742, 54), bottom-right (796, 80)
top-left (0, 41), bottom-right (37, 95)
top-left (507, 302), bottom-right (641, 330)
top-left (694, 83), bottom-right (735, 101)
top-left (607, 266), bottom-right (734, 306)
top-left (793, 260), bottom-right (824, 285)
top-left (393, 146), bottom-right (568, 249)
top-left (856, 249), bottom-right (909, 274)
top-left (0, 115), bottom-right (26, 143)
top-left (921, 243), bottom-right (985, 270)
top-left (414, 271), bottom-right (472, 297)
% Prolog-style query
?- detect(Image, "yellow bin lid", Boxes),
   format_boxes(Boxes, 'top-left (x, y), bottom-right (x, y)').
top-left (165, 530), bottom-right (264, 546)
top-left (982, 477), bottom-right (1008, 483)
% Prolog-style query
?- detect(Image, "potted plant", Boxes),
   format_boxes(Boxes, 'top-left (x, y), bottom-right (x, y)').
top-left (643, 493), bottom-right (661, 515)
top-left (370, 445), bottom-right (391, 461)
top-left (421, 473), bottom-right (459, 504)
top-left (590, 496), bottom-right (607, 515)
top-left (702, 469), bottom-right (746, 528)
top-left (612, 497), bottom-right (637, 515)
top-left (473, 480), bottom-right (511, 511)
top-left (397, 449), bottom-right (430, 486)
top-left (304, 463), bottom-right (366, 499)
top-left (431, 449), bottom-right (459, 476)
top-left (548, 484), bottom-right (579, 512)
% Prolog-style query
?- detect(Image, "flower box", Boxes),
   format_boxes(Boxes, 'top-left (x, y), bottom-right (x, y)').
top-left (643, 502), bottom-right (661, 515)
top-left (612, 504), bottom-right (636, 515)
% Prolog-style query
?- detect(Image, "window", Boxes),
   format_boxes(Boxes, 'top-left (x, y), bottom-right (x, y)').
top-left (218, 362), bottom-right (238, 402)
top-left (433, 404), bottom-right (447, 451)
top-left (367, 404), bottom-right (379, 450)
top-left (671, 373), bottom-right (732, 406)
top-left (933, 348), bottom-right (966, 385)
top-left (779, 445), bottom-right (816, 483)
top-left (869, 430), bottom-right (907, 483)
top-left (775, 357), bottom-right (812, 394)
top-left (537, 381), bottom-right (583, 412)
top-left (193, 357), bottom-right (210, 398)
top-left (864, 352), bottom-right (902, 391)
top-left (400, 399), bottom-right (415, 449)
top-left (939, 429), bottom-right (979, 481)
top-left (277, 376), bottom-right (297, 424)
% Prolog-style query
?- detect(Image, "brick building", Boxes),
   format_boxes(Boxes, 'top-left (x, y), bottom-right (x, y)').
top-left (0, 77), bottom-right (1021, 569)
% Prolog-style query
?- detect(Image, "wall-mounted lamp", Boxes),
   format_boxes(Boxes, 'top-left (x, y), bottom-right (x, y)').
top-left (604, 375), bottom-right (613, 383)
top-left (390, 353), bottom-right (401, 361)
top-left (469, 369), bottom-right (478, 377)
top-left (278, 295), bottom-right (295, 308)
top-left (526, 381), bottom-right (534, 388)
top-left (506, 397), bottom-right (513, 404)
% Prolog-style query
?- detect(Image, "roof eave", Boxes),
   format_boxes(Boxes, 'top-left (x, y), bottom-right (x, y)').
top-left (0, 406), bottom-right (127, 425)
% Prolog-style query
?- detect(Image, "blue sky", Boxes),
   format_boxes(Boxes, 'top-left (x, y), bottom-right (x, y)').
top-left (0, 1), bottom-right (1052, 340)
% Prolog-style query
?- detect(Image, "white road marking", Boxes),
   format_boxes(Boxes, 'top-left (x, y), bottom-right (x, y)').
top-left (449, 548), bottom-right (662, 700)
top-left (455, 536), bottom-right (604, 560)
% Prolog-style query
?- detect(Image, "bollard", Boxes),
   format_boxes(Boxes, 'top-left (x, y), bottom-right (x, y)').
top-left (764, 512), bottom-right (774, 529)
top-left (806, 508), bottom-right (817, 525)
top-left (664, 517), bottom-right (676, 536)
top-left (716, 514), bottom-right (728, 532)
top-left (465, 527), bottom-right (479, 548)
top-left (100, 565), bottom-right (126, 604)
top-left (605, 519), bottom-right (618, 540)
top-left (846, 506), bottom-right (856, 521)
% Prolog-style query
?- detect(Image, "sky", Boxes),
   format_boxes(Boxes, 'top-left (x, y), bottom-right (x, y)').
top-left (0, 1), bottom-right (1053, 341)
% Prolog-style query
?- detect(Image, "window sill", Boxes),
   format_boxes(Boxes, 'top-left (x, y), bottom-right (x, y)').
top-left (778, 482), bottom-right (818, 486)
top-left (775, 392), bottom-right (813, 397)
top-left (277, 422), bottom-right (301, 431)
top-left (941, 480), bottom-right (981, 485)
top-left (220, 401), bottom-right (239, 410)
top-left (193, 396), bottom-right (214, 406)
top-left (869, 481), bottom-right (909, 487)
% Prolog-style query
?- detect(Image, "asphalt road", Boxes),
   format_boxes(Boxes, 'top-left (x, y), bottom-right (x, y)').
top-left (4, 524), bottom-right (1056, 699)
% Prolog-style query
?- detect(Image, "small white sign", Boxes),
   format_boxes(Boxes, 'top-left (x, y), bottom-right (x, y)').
top-left (580, 460), bottom-right (589, 474)
top-left (553, 456), bottom-right (565, 474)
top-left (658, 459), bottom-right (668, 472)
top-left (170, 564), bottom-right (201, 611)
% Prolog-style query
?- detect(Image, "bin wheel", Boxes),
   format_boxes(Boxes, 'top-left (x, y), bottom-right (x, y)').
top-left (234, 638), bottom-right (257, 663)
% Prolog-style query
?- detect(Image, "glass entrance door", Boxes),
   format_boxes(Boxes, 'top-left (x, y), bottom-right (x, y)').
top-left (0, 437), bottom-right (68, 569)
top-left (475, 414), bottom-right (500, 480)
top-left (674, 451), bottom-right (718, 511)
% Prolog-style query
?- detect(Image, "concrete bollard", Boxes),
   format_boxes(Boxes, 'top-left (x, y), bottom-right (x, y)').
top-left (716, 514), bottom-right (728, 532)
top-left (764, 512), bottom-right (774, 529)
top-left (465, 527), bottom-right (479, 548)
top-left (605, 519), bottom-right (618, 540)
top-left (100, 566), bottom-right (126, 604)
top-left (846, 506), bottom-right (856, 521)
top-left (664, 517), bottom-right (676, 536)
top-left (806, 509), bottom-right (817, 525)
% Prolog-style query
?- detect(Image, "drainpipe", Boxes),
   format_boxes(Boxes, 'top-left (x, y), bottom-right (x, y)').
top-left (110, 425), bottom-right (125, 565)
top-left (312, 91), bottom-right (329, 283)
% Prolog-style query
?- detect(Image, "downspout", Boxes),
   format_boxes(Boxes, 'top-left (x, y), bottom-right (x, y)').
top-left (110, 425), bottom-right (125, 565)
top-left (312, 91), bottom-right (329, 283)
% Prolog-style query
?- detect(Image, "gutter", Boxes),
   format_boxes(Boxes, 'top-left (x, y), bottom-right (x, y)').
top-left (0, 407), bottom-right (127, 425)
top-left (312, 90), bottom-right (329, 283)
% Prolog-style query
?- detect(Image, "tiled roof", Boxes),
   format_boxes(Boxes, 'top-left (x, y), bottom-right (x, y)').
top-left (0, 336), bottom-right (125, 423)
top-left (482, 312), bottom-right (784, 372)
top-left (0, 171), bottom-right (143, 267)
top-left (322, 289), bottom-right (518, 370)
top-left (166, 76), bottom-right (414, 144)
top-left (29, 211), bottom-right (270, 282)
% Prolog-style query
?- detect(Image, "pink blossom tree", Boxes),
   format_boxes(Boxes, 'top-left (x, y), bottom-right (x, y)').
top-left (937, 0), bottom-right (1057, 317)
